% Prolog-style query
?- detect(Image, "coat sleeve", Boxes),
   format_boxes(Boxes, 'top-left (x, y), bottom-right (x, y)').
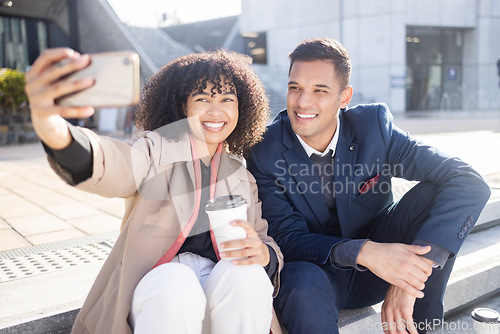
top-left (246, 171), bottom-right (284, 296)
top-left (48, 127), bottom-right (154, 199)
top-left (379, 104), bottom-right (491, 255)
top-left (247, 149), bottom-right (349, 264)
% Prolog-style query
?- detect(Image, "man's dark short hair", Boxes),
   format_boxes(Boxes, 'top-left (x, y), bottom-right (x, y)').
top-left (288, 38), bottom-right (351, 89)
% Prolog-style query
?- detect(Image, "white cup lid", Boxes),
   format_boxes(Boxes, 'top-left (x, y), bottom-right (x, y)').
top-left (205, 195), bottom-right (246, 211)
top-left (471, 308), bottom-right (500, 323)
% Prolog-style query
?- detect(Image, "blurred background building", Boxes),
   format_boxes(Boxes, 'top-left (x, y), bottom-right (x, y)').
top-left (240, 0), bottom-right (500, 115)
top-left (0, 0), bottom-right (499, 132)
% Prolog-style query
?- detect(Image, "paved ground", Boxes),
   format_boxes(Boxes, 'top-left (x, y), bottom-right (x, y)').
top-left (0, 143), bottom-right (124, 252)
top-left (0, 112), bottom-right (499, 253)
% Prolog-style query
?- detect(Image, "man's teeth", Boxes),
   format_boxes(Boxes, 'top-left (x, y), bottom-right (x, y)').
top-left (203, 122), bottom-right (224, 128)
top-left (297, 113), bottom-right (317, 119)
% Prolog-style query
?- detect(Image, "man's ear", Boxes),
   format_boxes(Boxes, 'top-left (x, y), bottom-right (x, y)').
top-left (340, 86), bottom-right (353, 108)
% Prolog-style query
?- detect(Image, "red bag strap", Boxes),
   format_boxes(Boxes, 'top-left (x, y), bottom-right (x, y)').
top-left (153, 137), bottom-right (222, 268)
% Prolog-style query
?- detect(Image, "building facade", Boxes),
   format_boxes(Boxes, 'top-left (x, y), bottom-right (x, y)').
top-left (0, 0), bottom-right (153, 135)
top-left (1, 0), bottom-right (499, 116)
top-left (240, 0), bottom-right (500, 113)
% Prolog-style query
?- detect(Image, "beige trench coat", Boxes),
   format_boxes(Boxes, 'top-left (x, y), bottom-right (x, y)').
top-left (48, 128), bottom-right (283, 334)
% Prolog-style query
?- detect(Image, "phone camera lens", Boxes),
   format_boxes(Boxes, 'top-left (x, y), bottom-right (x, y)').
top-left (123, 58), bottom-right (131, 66)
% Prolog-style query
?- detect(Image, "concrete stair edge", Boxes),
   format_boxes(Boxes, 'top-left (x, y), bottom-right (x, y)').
top-left (2, 203), bottom-right (499, 334)
top-left (4, 238), bottom-right (498, 334)
top-left (475, 198), bottom-right (500, 231)
top-left (0, 309), bottom-right (79, 334)
top-left (338, 225), bottom-right (500, 332)
top-left (339, 268), bottom-right (500, 334)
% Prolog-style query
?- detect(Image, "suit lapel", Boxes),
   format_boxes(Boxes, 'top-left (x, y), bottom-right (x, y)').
top-left (282, 117), bottom-right (330, 226)
top-left (335, 110), bottom-right (358, 236)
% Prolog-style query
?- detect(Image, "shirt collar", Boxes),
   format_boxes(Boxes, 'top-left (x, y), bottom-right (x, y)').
top-left (295, 116), bottom-right (340, 158)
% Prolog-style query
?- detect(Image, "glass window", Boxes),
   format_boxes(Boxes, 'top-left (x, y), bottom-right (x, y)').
top-left (406, 27), bottom-right (463, 111)
top-left (37, 21), bottom-right (48, 54)
top-left (0, 17), bottom-right (4, 66)
top-left (0, 16), bottom-right (48, 70)
top-left (243, 32), bottom-right (267, 64)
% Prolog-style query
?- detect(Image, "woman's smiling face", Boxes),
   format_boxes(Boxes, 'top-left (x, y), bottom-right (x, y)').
top-left (185, 77), bottom-right (239, 155)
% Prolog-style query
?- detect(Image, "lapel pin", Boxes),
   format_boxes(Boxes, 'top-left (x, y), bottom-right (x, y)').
top-left (349, 146), bottom-right (355, 151)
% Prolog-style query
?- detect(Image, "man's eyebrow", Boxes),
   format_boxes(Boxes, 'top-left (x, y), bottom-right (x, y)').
top-left (288, 81), bottom-right (331, 89)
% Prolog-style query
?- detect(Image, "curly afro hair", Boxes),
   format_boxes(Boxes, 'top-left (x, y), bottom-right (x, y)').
top-left (135, 49), bottom-right (270, 157)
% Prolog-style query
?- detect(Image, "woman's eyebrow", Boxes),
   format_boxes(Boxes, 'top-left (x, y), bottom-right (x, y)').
top-left (191, 91), bottom-right (210, 97)
top-left (191, 89), bottom-right (236, 97)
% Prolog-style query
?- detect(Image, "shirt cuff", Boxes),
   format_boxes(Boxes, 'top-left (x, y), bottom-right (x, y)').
top-left (43, 123), bottom-right (93, 184)
top-left (264, 245), bottom-right (279, 280)
top-left (412, 239), bottom-right (450, 269)
top-left (330, 239), bottom-right (369, 271)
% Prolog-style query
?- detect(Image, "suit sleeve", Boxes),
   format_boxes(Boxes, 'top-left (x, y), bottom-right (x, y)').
top-left (247, 149), bottom-right (349, 264)
top-left (245, 172), bottom-right (284, 296)
top-left (380, 104), bottom-right (491, 256)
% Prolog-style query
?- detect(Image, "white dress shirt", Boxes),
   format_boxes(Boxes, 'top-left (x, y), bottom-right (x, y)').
top-left (295, 117), bottom-right (340, 158)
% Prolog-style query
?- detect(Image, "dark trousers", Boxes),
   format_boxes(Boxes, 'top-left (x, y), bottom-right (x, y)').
top-left (275, 182), bottom-right (456, 334)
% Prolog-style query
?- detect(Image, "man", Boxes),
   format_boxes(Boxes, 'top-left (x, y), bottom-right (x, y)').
top-left (246, 38), bottom-right (491, 334)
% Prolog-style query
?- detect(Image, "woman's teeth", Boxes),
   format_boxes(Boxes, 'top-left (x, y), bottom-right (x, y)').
top-left (203, 122), bottom-right (225, 128)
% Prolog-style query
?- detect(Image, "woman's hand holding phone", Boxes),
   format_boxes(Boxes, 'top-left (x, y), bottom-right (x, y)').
top-left (25, 48), bottom-right (95, 150)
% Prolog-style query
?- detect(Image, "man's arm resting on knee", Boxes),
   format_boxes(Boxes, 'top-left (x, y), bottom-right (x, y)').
top-left (332, 239), bottom-right (450, 271)
top-left (356, 241), bottom-right (434, 298)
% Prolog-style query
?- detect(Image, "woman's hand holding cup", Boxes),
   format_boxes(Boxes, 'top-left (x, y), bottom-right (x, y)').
top-left (219, 220), bottom-right (270, 267)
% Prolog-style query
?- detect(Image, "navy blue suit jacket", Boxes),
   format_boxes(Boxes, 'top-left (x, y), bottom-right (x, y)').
top-left (247, 104), bottom-right (491, 264)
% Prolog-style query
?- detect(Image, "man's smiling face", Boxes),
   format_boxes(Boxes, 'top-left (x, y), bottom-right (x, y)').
top-left (287, 60), bottom-right (352, 152)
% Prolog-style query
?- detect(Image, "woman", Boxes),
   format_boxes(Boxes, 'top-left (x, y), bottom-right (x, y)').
top-left (25, 48), bottom-right (283, 334)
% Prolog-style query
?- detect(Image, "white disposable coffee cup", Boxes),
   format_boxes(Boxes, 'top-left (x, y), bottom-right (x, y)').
top-left (205, 195), bottom-right (247, 260)
top-left (471, 308), bottom-right (500, 334)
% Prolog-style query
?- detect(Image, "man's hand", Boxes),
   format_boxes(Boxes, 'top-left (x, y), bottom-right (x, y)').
top-left (381, 285), bottom-right (418, 334)
top-left (357, 241), bottom-right (433, 298)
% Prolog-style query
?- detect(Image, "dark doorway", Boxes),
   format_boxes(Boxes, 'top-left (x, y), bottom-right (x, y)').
top-left (406, 27), bottom-right (464, 111)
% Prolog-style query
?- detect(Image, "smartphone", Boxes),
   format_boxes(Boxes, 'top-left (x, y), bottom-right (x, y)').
top-left (56, 51), bottom-right (140, 108)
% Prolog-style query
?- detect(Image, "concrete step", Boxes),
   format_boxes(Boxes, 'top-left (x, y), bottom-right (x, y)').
top-left (338, 223), bottom-right (500, 333)
top-left (0, 234), bottom-right (116, 333)
top-left (127, 26), bottom-right (192, 68)
top-left (0, 309), bottom-right (79, 334)
top-left (430, 291), bottom-right (500, 334)
top-left (1, 198), bottom-right (499, 334)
